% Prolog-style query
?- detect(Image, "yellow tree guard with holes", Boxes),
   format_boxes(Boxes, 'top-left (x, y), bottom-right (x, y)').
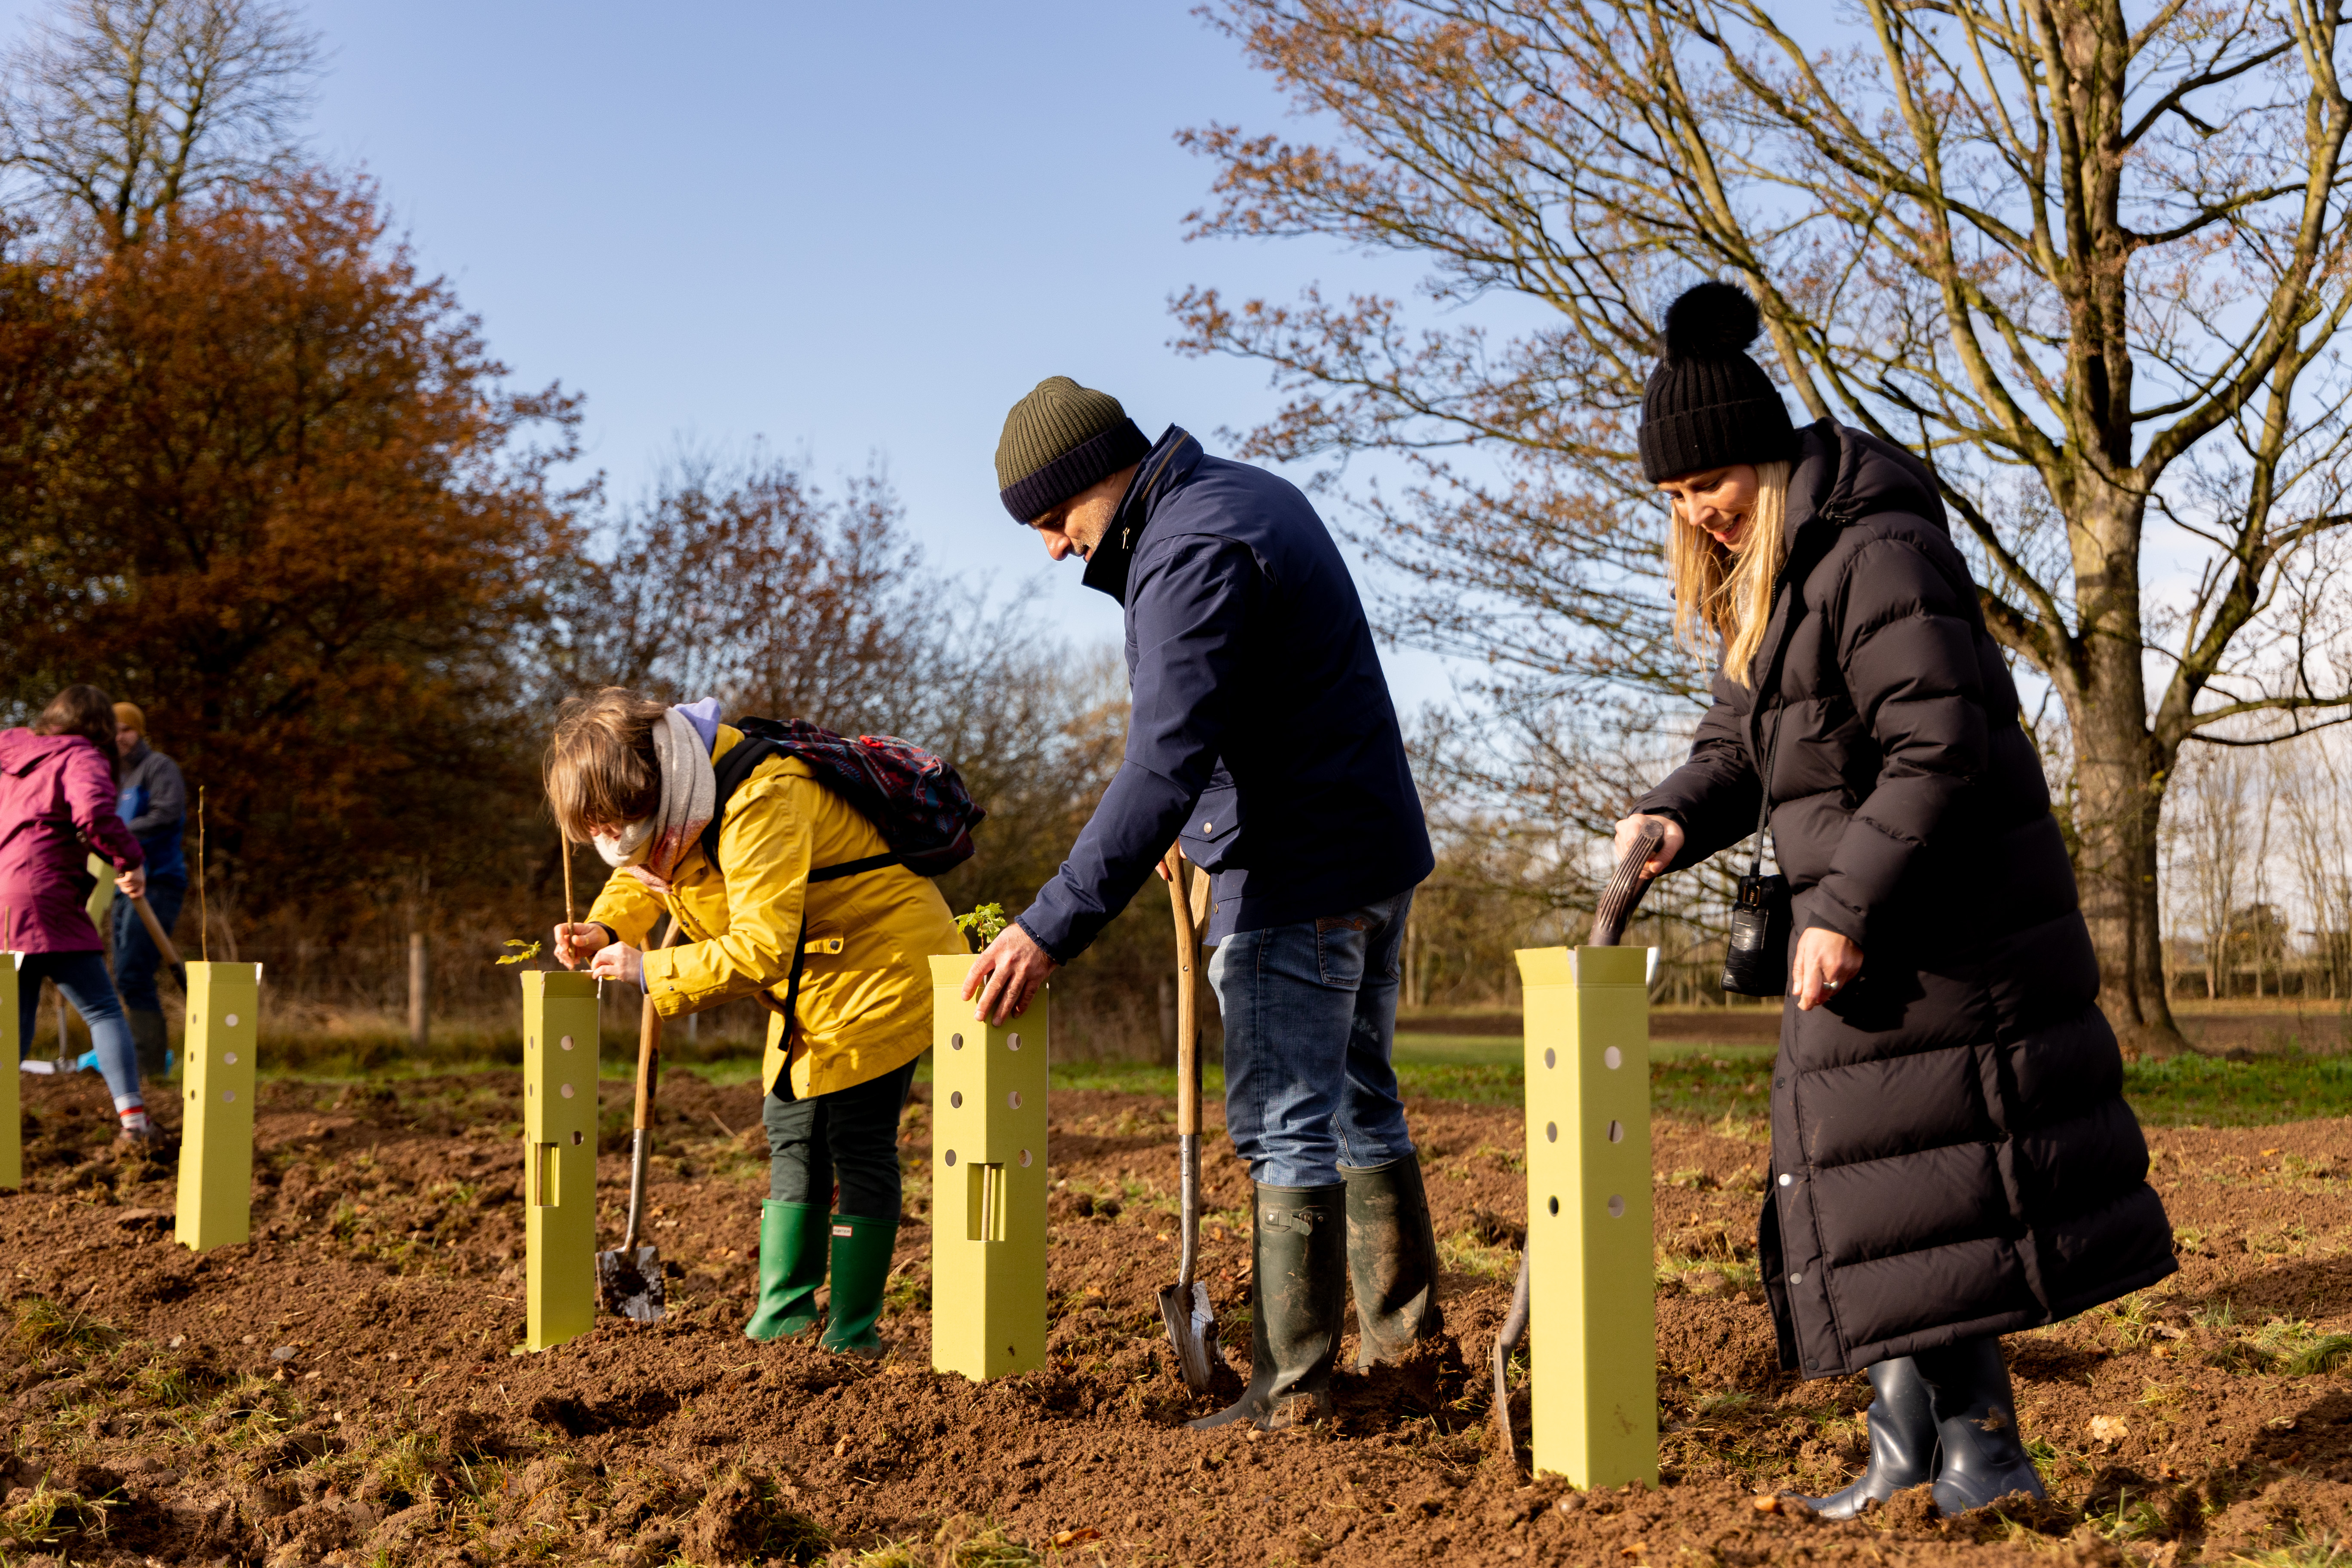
top-left (0, 955), bottom-right (20, 1189)
top-left (1514, 945), bottom-right (1658, 1488)
top-left (522, 971), bottom-right (599, 1351)
top-left (176, 962), bottom-right (260, 1251)
top-left (928, 954), bottom-right (1048, 1381)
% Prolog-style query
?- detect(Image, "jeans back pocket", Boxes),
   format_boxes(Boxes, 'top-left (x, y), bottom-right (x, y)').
top-left (1314, 913), bottom-right (1371, 988)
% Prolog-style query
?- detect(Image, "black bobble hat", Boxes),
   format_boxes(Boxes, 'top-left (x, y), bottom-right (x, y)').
top-left (1637, 282), bottom-right (1797, 483)
top-left (996, 376), bottom-right (1152, 523)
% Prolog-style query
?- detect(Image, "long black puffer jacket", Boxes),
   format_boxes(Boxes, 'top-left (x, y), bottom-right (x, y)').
top-left (1635, 420), bottom-right (2176, 1378)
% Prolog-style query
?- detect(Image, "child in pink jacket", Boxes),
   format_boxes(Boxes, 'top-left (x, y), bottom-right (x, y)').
top-left (0, 685), bottom-right (152, 1140)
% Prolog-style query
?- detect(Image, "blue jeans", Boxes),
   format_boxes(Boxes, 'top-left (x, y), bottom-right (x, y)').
top-left (110, 873), bottom-right (185, 1013)
top-left (15, 949), bottom-right (143, 1108)
top-left (1209, 888), bottom-right (1417, 1188)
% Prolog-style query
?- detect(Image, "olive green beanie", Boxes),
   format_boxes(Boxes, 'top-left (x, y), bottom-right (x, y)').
top-left (995, 376), bottom-right (1152, 523)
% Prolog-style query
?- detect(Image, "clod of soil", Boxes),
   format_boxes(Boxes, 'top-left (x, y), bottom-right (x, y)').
top-left (5, 1069), bottom-right (2352, 1566)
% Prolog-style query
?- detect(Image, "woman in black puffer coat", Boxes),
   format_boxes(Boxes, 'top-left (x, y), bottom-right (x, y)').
top-left (1619, 284), bottom-right (2176, 1519)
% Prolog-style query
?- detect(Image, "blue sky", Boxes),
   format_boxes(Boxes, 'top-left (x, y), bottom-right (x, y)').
top-left (58, 0), bottom-right (1449, 701)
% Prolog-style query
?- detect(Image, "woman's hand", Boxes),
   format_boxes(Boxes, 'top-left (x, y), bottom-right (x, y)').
top-left (1612, 814), bottom-right (1684, 877)
top-left (114, 866), bottom-right (146, 900)
top-left (1792, 928), bottom-right (1862, 1011)
top-left (588, 940), bottom-right (643, 989)
top-left (554, 922), bottom-right (608, 970)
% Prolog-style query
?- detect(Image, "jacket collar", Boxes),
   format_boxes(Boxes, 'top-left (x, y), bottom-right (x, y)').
top-left (1081, 425), bottom-right (1202, 605)
top-left (123, 738), bottom-right (151, 768)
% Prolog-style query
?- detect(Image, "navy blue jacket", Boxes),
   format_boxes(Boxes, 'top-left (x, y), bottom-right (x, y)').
top-left (1017, 427), bottom-right (1433, 960)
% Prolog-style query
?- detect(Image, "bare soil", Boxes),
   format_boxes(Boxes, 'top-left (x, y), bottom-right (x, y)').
top-left (3, 1066), bottom-right (2349, 1567)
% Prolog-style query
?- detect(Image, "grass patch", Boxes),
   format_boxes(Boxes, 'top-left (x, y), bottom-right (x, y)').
top-left (2232, 1527), bottom-right (2352, 1567)
top-left (0, 1481), bottom-right (113, 1550)
top-left (2124, 1051), bottom-right (2352, 1126)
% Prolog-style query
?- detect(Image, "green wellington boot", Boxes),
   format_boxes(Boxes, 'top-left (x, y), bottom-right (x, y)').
top-left (1191, 1182), bottom-right (1348, 1431)
top-left (744, 1200), bottom-right (827, 1341)
top-left (818, 1212), bottom-right (899, 1358)
top-left (1341, 1156), bottom-right (1445, 1367)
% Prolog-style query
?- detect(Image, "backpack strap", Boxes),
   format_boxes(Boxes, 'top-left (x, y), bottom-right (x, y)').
top-left (698, 735), bottom-right (905, 883)
top-left (696, 730), bottom-right (900, 1102)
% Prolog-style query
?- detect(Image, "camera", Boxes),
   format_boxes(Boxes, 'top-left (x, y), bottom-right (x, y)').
top-left (1721, 870), bottom-right (1791, 996)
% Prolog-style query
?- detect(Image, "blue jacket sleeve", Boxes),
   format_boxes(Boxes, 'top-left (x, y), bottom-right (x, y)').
top-left (1019, 536), bottom-right (1258, 962)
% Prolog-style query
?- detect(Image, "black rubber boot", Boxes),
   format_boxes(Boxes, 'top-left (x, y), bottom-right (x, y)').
top-left (1190, 1182), bottom-right (1347, 1431)
top-left (1790, 1357), bottom-right (1937, 1519)
top-left (1915, 1337), bottom-right (2047, 1514)
top-left (744, 1200), bottom-right (827, 1341)
top-left (126, 1009), bottom-right (170, 1081)
top-left (1340, 1156), bottom-right (1444, 1367)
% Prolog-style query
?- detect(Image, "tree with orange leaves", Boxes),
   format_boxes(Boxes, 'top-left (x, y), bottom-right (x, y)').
top-left (0, 170), bottom-right (585, 901)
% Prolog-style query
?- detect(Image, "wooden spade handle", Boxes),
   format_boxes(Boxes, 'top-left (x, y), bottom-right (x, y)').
top-left (1164, 848), bottom-right (1200, 1138)
top-left (633, 919), bottom-right (685, 1134)
top-left (132, 895), bottom-right (184, 970)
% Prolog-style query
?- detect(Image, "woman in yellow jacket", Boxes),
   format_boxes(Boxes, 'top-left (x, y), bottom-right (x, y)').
top-left (546, 688), bottom-right (963, 1357)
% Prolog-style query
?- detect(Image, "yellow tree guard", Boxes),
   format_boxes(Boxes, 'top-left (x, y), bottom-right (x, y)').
top-left (83, 853), bottom-right (115, 935)
top-left (928, 955), bottom-right (1048, 1381)
top-left (1514, 945), bottom-right (1658, 1488)
top-left (176, 962), bottom-right (261, 1251)
top-left (522, 971), bottom-right (599, 1351)
top-left (0, 955), bottom-right (20, 1189)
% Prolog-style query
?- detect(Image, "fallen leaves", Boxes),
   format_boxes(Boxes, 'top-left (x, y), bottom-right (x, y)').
top-left (2089, 1414), bottom-right (2131, 1445)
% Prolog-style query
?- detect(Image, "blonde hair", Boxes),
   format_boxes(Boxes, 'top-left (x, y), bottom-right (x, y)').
top-left (545, 687), bottom-right (667, 840)
top-left (1667, 461), bottom-right (1792, 688)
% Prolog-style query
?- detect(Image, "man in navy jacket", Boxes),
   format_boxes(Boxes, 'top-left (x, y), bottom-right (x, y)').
top-left (965, 377), bottom-right (1438, 1430)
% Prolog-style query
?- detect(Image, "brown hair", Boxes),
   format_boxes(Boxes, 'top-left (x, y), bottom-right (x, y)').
top-left (545, 687), bottom-right (666, 841)
top-left (1666, 461), bottom-right (1792, 688)
top-left (34, 684), bottom-right (121, 781)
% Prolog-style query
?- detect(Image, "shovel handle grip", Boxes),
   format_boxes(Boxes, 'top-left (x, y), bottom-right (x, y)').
top-left (1164, 848), bottom-right (1200, 1137)
top-left (1588, 821), bottom-right (1664, 949)
top-left (131, 895), bottom-right (185, 971)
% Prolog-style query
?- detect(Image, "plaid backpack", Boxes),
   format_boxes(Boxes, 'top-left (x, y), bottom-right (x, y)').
top-left (697, 716), bottom-right (984, 882)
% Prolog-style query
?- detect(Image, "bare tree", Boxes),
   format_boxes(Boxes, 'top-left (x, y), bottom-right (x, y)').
top-left (1178, 0), bottom-right (2352, 1050)
top-left (2169, 744), bottom-right (2251, 1003)
top-left (2275, 733), bottom-right (2352, 1002)
top-left (0, 0), bottom-right (321, 245)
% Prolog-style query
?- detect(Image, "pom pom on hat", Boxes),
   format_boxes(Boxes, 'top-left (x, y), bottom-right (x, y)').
top-left (1663, 280), bottom-right (1764, 361)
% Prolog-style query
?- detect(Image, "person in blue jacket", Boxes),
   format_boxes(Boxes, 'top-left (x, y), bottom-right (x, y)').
top-left (965, 376), bottom-right (1439, 1431)
top-left (109, 703), bottom-right (187, 1078)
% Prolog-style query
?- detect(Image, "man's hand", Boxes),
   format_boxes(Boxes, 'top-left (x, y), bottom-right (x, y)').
top-left (554, 922), bottom-right (608, 971)
top-left (1612, 813), bottom-right (1684, 878)
top-left (114, 866), bottom-right (146, 900)
top-left (962, 921), bottom-right (1058, 1026)
top-left (588, 940), bottom-right (644, 989)
top-left (1792, 928), bottom-right (1862, 1011)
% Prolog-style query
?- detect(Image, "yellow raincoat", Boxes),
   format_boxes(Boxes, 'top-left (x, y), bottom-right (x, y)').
top-left (586, 724), bottom-right (965, 1099)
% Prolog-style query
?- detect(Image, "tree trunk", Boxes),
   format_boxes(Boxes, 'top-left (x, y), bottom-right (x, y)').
top-left (2064, 650), bottom-right (2189, 1057)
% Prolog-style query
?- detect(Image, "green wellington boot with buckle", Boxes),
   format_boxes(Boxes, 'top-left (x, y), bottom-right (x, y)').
top-left (1191, 1182), bottom-right (1348, 1431)
top-left (744, 1200), bottom-right (827, 1341)
top-left (818, 1212), bottom-right (899, 1358)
